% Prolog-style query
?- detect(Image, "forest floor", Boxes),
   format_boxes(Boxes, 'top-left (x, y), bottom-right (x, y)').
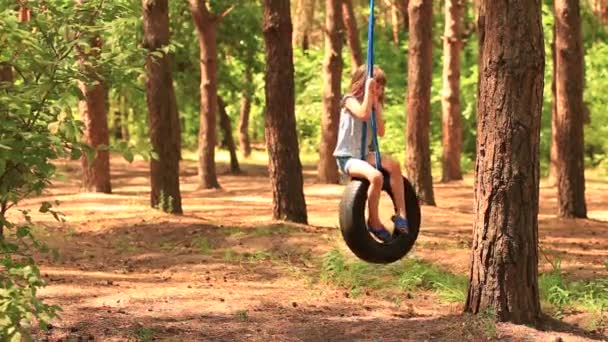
top-left (12, 153), bottom-right (608, 341)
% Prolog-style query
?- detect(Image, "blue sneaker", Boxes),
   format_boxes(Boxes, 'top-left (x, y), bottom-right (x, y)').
top-left (367, 222), bottom-right (392, 243)
top-left (392, 215), bottom-right (410, 235)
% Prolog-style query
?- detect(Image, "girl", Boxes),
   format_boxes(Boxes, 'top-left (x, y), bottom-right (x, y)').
top-left (333, 65), bottom-right (409, 243)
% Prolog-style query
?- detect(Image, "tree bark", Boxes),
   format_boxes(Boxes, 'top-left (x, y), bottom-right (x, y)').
top-left (342, 0), bottom-right (363, 71)
top-left (396, 0), bottom-right (409, 30)
top-left (554, 0), bottom-right (587, 218)
top-left (441, 0), bottom-right (463, 182)
top-left (218, 96), bottom-right (240, 174)
top-left (143, 0), bottom-right (183, 214)
top-left (263, 0), bottom-right (308, 224)
top-left (318, 0), bottom-right (343, 184)
top-left (385, 0), bottom-right (401, 44)
top-left (406, 0), bottom-right (435, 205)
top-left (465, 0), bottom-right (544, 323)
top-left (239, 63), bottom-right (253, 158)
top-left (78, 38), bottom-right (111, 194)
top-left (190, 0), bottom-right (220, 189)
top-left (293, 0), bottom-right (316, 51)
top-left (119, 94), bottom-right (130, 142)
top-left (550, 21), bottom-right (558, 185)
top-left (76, 0), bottom-right (111, 194)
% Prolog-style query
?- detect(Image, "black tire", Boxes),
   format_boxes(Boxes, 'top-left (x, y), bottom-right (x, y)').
top-left (339, 173), bottom-right (421, 264)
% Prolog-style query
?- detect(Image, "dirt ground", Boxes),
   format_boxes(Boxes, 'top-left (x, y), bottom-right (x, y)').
top-left (10, 155), bottom-right (608, 341)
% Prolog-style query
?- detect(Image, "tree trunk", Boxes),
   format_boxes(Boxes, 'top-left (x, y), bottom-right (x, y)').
top-left (112, 109), bottom-right (123, 140)
top-left (121, 95), bottom-right (130, 142)
top-left (441, 0), bottom-right (463, 182)
top-left (385, 0), bottom-right (401, 44)
top-left (590, 0), bottom-right (608, 25)
top-left (396, 0), bottom-right (409, 30)
top-left (342, 0), bottom-right (363, 71)
top-left (293, 0), bottom-right (316, 51)
top-left (406, 0), bottom-right (435, 206)
top-left (143, 0), bottom-right (183, 214)
top-left (190, 0), bottom-right (220, 189)
top-left (79, 82), bottom-right (111, 194)
top-left (263, 0), bottom-right (308, 224)
top-left (218, 96), bottom-right (240, 174)
top-left (78, 46), bottom-right (111, 193)
top-left (554, 0), bottom-right (587, 218)
top-left (550, 22), bottom-right (558, 185)
top-left (318, 0), bottom-right (343, 184)
top-left (76, 1), bottom-right (111, 194)
top-left (465, 0), bottom-right (544, 323)
top-left (239, 63), bottom-right (253, 158)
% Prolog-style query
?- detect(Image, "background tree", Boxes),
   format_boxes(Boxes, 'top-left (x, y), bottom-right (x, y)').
top-left (554, 0), bottom-right (587, 218)
top-left (218, 96), bottom-right (240, 173)
top-left (239, 58), bottom-right (254, 158)
top-left (441, 0), bottom-right (463, 182)
top-left (406, 0), bottom-right (435, 205)
top-left (143, 0), bottom-right (183, 213)
top-left (77, 0), bottom-right (111, 193)
top-left (396, 0), bottom-right (409, 30)
top-left (318, 0), bottom-right (344, 184)
top-left (590, 0), bottom-right (608, 24)
top-left (190, 0), bottom-right (229, 189)
top-left (263, 0), bottom-right (308, 223)
top-left (293, 0), bottom-right (316, 51)
top-left (465, 0), bottom-right (545, 323)
top-left (342, 0), bottom-right (363, 70)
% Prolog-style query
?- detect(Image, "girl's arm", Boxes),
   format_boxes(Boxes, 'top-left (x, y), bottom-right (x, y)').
top-left (343, 79), bottom-right (375, 120)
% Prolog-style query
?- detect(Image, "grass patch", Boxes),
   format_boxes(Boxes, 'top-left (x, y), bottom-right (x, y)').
top-left (320, 248), bottom-right (467, 301)
top-left (251, 224), bottom-right (296, 237)
top-left (217, 224), bottom-right (296, 238)
top-left (223, 249), bottom-right (242, 262)
top-left (158, 240), bottom-right (176, 252)
top-left (114, 235), bottom-right (140, 253)
top-left (234, 310), bottom-right (249, 322)
top-left (131, 326), bottom-right (156, 342)
top-left (539, 257), bottom-right (608, 319)
top-left (192, 236), bottom-right (213, 255)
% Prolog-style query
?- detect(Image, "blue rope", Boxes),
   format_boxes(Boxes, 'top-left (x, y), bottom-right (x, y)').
top-left (360, 0), bottom-right (382, 170)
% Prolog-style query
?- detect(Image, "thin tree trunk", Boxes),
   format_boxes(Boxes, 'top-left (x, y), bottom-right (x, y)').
top-left (441, 0), bottom-right (463, 182)
top-left (218, 96), bottom-right (240, 174)
top-left (318, 0), bottom-right (343, 184)
top-left (190, 0), bottom-right (220, 189)
top-left (76, 0), bottom-right (111, 194)
top-left (143, 0), bottom-right (183, 214)
top-left (590, 0), bottom-right (608, 25)
top-left (293, 0), bottom-right (316, 51)
top-left (396, 0), bottom-right (409, 30)
top-left (385, 0), bottom-right (400, 44)
top-left (342, 0), bottom-right (363, 71)
top-left (263, 0), bottom-right (308, 224)
top-left (554, 0), bottom-right (587, 218)
top-left (239, 63), bottom-right (253, 158)
top-left (406, 0), bottom-right (435, 206)
top-left (121, 95), bottom-right (130, 141)
top-left (550, 21), bottom-right (558, 184)
top-left (465, 0), bottom-right (544, 323)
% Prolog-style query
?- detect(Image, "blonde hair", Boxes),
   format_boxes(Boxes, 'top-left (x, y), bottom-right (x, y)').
top-left (348, 64), bottom-right (386, 104)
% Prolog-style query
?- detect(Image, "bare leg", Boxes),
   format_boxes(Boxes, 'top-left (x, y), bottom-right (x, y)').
top-left (346, 159), bottom-right (384, 228)
top-left (367, 155), bottom-right (407, 218)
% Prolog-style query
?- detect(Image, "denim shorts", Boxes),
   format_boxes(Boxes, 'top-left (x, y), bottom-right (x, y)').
top-left (336, 156), bottom-right (352, 175)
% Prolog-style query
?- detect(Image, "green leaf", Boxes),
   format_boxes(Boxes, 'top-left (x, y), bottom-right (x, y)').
top-left (123, 150), bottom-right (134, 163)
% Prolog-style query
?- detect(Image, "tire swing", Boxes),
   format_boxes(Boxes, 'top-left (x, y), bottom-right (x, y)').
top-left (338, 0), bottom-right (421, 264)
